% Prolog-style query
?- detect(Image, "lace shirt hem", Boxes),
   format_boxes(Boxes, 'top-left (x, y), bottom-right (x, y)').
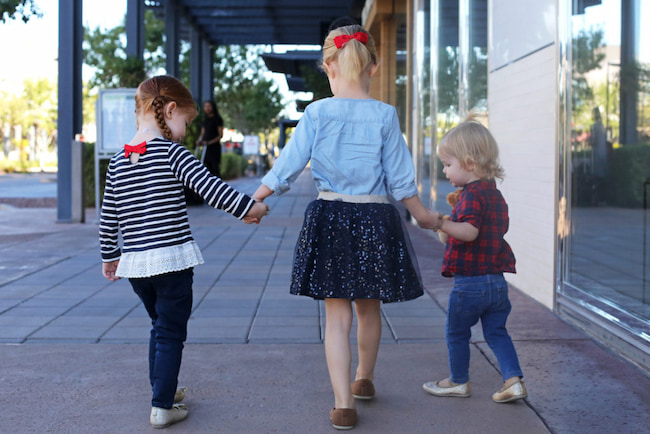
top-left (116, 241), bottom-right (204, 278)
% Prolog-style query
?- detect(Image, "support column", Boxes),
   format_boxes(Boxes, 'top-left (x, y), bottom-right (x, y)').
top-left (165, 0), bottom-right (180, 77)
top-left (619, 0), bottom-right (638, 145)
top-left (378, 15), bottom-right (397, 105)
top-left (57, 0), bottom-right (83, 223)
top-left (191, 28), bottom-right (202, 103)
top-left (126, 0), bottom-right (145, 58)
top-left (201, 39), bottom-right (214, 102)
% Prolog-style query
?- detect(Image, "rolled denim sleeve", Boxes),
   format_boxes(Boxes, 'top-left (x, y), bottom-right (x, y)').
top-left (262, 109), bottom-right (315, 195)
top-left (381, 108), bottom-right (418, 201)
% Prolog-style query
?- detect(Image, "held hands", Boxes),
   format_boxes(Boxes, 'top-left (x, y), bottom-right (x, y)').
top-left (102, 260), bottom-right (120, 282)
top-left (416, 210), bottom-right (449, 244)
top-left (243, 200), bottom-right (270, 224)
top-left (243, 185), bottom-right (274, 224)
top-left (414, 209), bottom-right (444, 232)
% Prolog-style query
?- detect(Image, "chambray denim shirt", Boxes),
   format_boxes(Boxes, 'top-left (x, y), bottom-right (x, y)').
top-left (262, 97), bottom-right (418, 201)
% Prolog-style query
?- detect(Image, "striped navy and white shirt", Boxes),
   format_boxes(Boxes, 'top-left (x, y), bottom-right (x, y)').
top-left (99, 138), bottom-right (254, 278)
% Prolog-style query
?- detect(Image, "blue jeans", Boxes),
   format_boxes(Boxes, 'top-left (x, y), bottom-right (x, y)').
top-left (446, 273), bottom-right (523, 384)
top-left (130, 268), bottom-right (193, 409)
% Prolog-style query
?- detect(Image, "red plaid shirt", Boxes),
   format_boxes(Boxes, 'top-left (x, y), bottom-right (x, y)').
top-left (442, 180), bottom-right (516, 277)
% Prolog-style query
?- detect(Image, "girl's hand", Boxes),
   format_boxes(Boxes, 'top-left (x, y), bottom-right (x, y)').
top-left (414, 209), bottom-right (443, 231)
top-left (243, 201), bottom-right (270, 224)
top-left (102, 261), bottom-right (120, 282)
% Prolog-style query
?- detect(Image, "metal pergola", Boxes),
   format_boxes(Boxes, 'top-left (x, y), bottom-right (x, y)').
top-left (57, 0), bottom-right (363, 222)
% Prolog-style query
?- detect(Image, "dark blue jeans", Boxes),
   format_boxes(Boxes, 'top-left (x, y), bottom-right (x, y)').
top-left (130, 268), bottom-right (193, 409)
top-left (446, 273), bottom-right (523, 384)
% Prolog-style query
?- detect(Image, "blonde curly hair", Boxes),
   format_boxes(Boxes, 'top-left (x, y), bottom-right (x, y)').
top-left (437, 113), bottom-right (505, 181)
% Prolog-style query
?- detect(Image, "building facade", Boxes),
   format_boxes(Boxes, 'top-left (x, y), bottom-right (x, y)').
top-left (363, 0), bottom-right (649, 373)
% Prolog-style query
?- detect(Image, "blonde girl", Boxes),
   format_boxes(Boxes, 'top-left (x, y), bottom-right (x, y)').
top-left (423, 114), bottom-right (527, 404)
top-left (251, 26), bottom-right (438, 430)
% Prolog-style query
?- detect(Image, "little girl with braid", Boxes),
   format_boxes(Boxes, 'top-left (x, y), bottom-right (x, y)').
top-left (99, 75), bottom-right (268, 429)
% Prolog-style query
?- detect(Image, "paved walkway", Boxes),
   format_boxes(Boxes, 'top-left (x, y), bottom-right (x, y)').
top-left (0, 170), bottom-right (648, 433)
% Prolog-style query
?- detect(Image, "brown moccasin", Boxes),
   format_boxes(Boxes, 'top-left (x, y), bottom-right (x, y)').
top-left (329, 408), bottom-right (357, 430)
top-left (351, 379), bottom-right (375, 400)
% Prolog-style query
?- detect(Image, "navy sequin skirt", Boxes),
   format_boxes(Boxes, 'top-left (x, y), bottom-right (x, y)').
top-left (290, 199), bottom-right (424, 303)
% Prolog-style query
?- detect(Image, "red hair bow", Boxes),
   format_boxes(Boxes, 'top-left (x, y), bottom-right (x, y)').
top-left (124, 141), bottom-right (147, 158)
top-left (333, 31), bottom-right (368, 49)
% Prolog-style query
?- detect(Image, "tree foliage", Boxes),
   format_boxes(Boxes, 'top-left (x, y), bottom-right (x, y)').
top-left (83, 9), bottom-right (166, 89)
top-left (572, 28), bottom-right (606, 114)
top-left (211, 45), bottom-right (283, 135)
top-left (84, 17), bottom-right (283, 136)
top-left (0, 76), bottom-right (57, 167)
top-left (0, 0), bottom-right (41, 23)
top-left (300, 65), bottom-right (331, 101)
top-left (0, 77), bottom-right (56, 132)
top-left (22, 77), bottom-right (57, 132)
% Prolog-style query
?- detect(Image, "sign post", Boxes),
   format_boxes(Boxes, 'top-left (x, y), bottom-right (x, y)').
top-left (242, 135), bottom-right (261, 175)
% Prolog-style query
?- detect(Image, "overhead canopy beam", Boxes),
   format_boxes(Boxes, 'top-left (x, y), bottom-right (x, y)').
top-left (200, 38), bottom-right (214, 103)
top-left (190, 27), bottom-right (202, 103)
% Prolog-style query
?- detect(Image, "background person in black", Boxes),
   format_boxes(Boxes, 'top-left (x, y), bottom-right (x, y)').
top-left (196, 100), bottom-right (224, 178)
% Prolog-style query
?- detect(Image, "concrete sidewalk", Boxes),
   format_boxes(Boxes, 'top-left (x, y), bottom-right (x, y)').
top-left (0, 170), bottom-right (648, 433)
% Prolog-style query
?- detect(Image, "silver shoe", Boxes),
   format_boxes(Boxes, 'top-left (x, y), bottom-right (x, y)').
top-left (174, 386), bottom-right (188, 403)
top-left (150, 404), bottom-right (189, 429)
top-left (423, 379), bottom-right (471, 397)
top-left (492, 380), bottom-right (527, 403)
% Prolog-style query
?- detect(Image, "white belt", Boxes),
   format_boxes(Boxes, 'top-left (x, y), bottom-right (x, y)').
top-left (317, 192), bottom-right (390, 204)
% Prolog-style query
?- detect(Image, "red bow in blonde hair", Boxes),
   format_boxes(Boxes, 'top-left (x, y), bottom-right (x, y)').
top-left (333, 31), bottom-right (368, 49)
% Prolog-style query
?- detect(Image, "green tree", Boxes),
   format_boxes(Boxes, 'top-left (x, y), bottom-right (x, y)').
top-left (0, 78), bottom-right (56, 168)
top-left (438, 46), bottom-right (459, 121)
top-left (0, 91), bottom-right (27, 140)
top-left (572, 28), bottom-right (606, 115)
top-left (468, 47), bottom-right (488, 111)
top-left (83, 9), bottom-right (166, 89)
top-left (23, 77), bottom-right (57, 134)
top-left (84, 20), bottom-right (283, 137)
top-left (0, 0), bottom-right (41, 23)
top-left (212, 46), bottom-right (283, 135)
top-left (300, 65), bottom-right (331, 101)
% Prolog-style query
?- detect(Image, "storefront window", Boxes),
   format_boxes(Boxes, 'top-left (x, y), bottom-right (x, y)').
top-left (396, 19), bottom-right (407, 134)
top-left (412, 0), bottom-right (433, 208)
top-left (565, 0), bottom-right (650, 338)
top-left (410, 0), bottom-right (488, 211)
top-left (464, 0), bottom-right (488, 118)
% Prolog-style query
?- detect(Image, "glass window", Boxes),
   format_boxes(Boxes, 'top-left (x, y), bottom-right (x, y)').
top-left (432, 0), bottom-right (460, 212)
top-left (567, 0), bottom-right (650, 326)
top-left (396, 16), bottom-right (407, 134)
top-left (466, 0), bottom-right (488, 118)
top-left (433, 0), bottom-right (487, 213)
top-left (412, 0), bottom-right (433, 208)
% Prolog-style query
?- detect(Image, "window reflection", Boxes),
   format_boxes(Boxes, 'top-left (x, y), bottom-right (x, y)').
top-left (410, 0), bottom-right (488, 214)
top-left (412, 0), bottom-right (432, 208)
top-left (569, 0), bottom-right (650, 321)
